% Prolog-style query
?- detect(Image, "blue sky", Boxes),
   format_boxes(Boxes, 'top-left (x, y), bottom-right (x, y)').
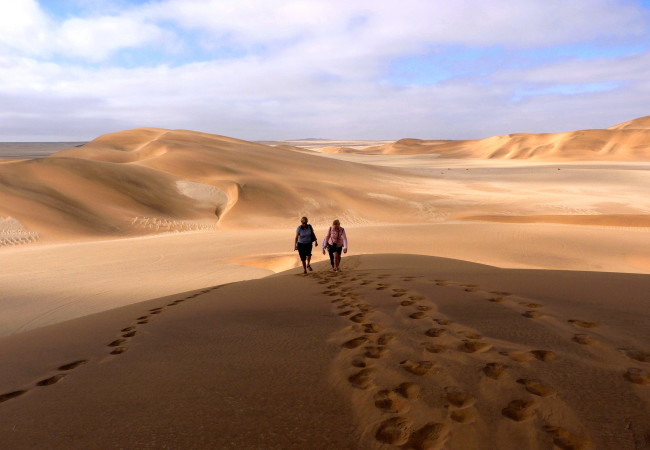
top-left (1, 0), bottom-right (649, 141)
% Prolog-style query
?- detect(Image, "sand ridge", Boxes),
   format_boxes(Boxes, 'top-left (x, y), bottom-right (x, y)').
top-left (2, 116), bottom-right (650, 247)
top-left (0, 254), bottom-right (647, 449)
top-left (326, 115), bottom-right (650, 161)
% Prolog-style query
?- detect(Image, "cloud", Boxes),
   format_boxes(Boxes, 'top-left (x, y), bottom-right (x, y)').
top-left (0, 1), bottom-right (649, 140)
top-left (0, 0), bottom-right (169, 62)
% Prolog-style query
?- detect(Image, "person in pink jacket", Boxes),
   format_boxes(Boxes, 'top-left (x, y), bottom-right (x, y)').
top-left (322, 219), bottom-right (348, 272)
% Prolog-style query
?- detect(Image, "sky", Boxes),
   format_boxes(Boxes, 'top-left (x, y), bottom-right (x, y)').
top-left (1, 0), bottom-right (649, 141)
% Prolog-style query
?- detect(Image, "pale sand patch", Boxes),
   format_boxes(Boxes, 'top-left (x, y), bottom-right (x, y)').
top-left (0, 254), bottom-right (647, 449)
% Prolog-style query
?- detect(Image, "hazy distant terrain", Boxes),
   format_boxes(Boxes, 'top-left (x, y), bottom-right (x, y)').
top-left (0, 142), bottom-right (86, 159)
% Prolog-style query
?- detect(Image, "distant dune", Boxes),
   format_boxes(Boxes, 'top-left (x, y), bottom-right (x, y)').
top-left (325, 115), bottom-right (650, 160)
top-left (1, 116), bottom-right (650, 246)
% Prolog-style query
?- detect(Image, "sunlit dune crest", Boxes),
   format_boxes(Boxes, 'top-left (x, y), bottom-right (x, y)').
top-left (324, 115), bottom-right (650, 160)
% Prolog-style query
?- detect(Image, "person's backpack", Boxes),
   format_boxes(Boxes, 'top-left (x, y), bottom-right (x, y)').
top-left (308, 224), bottom-right (316, 242)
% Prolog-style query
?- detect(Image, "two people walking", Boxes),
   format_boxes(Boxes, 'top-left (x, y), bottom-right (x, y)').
top-left (294, 217), bottom-right (348, 274)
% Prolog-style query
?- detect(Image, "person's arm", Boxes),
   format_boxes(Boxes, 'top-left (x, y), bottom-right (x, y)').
top-left (342, 228), bottom-right (348, 253)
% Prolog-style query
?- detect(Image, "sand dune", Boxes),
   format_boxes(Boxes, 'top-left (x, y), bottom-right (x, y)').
top-left (331, 115), bottom-right (650, 161)
top-left (1, 119), bottom-right (649, 448)
top-left (2, 117), bottom-right (650, 244)
top-left (0, 128), bottom-right (445, 241)
top-left (0, 255), bottom-right (648, 449)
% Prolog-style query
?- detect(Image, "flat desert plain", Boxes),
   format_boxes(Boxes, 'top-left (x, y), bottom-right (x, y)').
top-left (0, 117), bottom-right (649, 449)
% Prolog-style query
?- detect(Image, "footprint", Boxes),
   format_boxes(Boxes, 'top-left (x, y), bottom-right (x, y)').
top-left (568, 319), bottom-right (598, 329)
top-left (464, 288), bottom-right (478, 292)
top-left (425, 328), bottom-right (447, 337)
top-left (445, 387), bottom-right (477, 408)
top-left (501, 399), bottom-right (537, 421)
top-left (351, 358), bottom-right (366, 368)
top-left (150, 311), bottom-right (162, 315)
top-left (400, 300), bottom-right (416, 306)
top-left (108, 339), bottom-right (127, 347)
top-left (434, 319), bottom-right (453, 326)
top-left (392, 293), bottom-right (406, 298)
top-left (544, 425), bottom-right (590, 450)
top-left (342, 336), bottom-right (368, 349)
top-left (377, 334), bottom-right (395, 346)
top-left (401, 360), bottom-right (439, 376)
top-left (137, 316), bottom-right (149, 321)
top-left (572, 334), bottom-right (596, 345)
top-left (375, 416), bottom-right (413, 446)
top-left (623, 368), bottom-right (650, 384)
top-left (376, 286), bottom-right (389, 291)
top-left (350, 313), bottom-right (367, 323)
top-left (374, 389), bottom-right (410, 413)
top-left (450, 409), bottom-right (478, 424)
top-left (393, 288), bottom-right (408, 293)
top-left (423, 343), bottom-right (448, 354)
top-left (483, 362), bottom-right (508, 379)
top-left (621, 349), bottom-right (650, 363)
top-left (0, 390), bottom-right (27, 403)
top-left (459, 341), bottom-right (493, 353)
top-left (122, 331), bottom-right (137, 338)
top-left (338, 310), bottom-right (353, 316)
top-left (491, 291), bottom-right (512, 296)
top-left (362, 323), bottom-right (383, 333)
top-left (409, 422), bottom-right (450, 450)
top-left (520, 302), bottom-right (542, 308)
top-left (364, 346), bottom-right (389, 359)
top-left (530, 350), bottom-right (558, 362)
top-left (488, 297), bottom-right (506, 303)
top-left (409, 312), bottom-right (427, 319)
top-left (516, 379), bottom-right (556, 397)
top-left (36, 374), bottom-right (66, 387)
top-left (58, 360), bottom-right (88, 371)
top-left (137, 320), bottom-right (149, 325)
top-left (111, 347), bottom-right (128, 355)
top-left (149, 308), bottom-right (163, 313)
top-left (416, 305), bottom-right (431, 312)
top-left (121, 326), bottom-right (135, 333)
top-left (348, 368), bottom-right (374, 389)
top-left (395, 382), bottom-right (421, 399)
top-left (523, 310), bottom-right (544, 319)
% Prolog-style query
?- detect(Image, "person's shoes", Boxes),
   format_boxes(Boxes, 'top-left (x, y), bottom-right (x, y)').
top-left (307, 265), bottom-right (313, 271)
top-left (303, 270), bottom-right (308, 274)
top-left (333, 268), bottom-right (338, 272)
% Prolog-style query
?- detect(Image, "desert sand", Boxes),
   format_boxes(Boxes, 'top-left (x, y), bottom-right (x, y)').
top-left (0, 117), bottom-right (649, 448)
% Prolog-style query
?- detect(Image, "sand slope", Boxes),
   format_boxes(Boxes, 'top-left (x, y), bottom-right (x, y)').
top-left (2, 116), bottom-right (650, 245)
top-left (0, 255), bottom-right (648, 449)
top-left (0, 128), bottom-right (446, 242)
top-left (335, 116), bottom-right (650, 161)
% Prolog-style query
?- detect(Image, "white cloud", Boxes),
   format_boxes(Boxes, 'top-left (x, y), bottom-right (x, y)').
top-left (0, 0), bottom-right (52, 54)
top-left (0, 0), bottom-right (169, 62)
top-left (56, 15), bottom-right (169, 62)
top-left (0, 1), bottom-right (649, 141)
